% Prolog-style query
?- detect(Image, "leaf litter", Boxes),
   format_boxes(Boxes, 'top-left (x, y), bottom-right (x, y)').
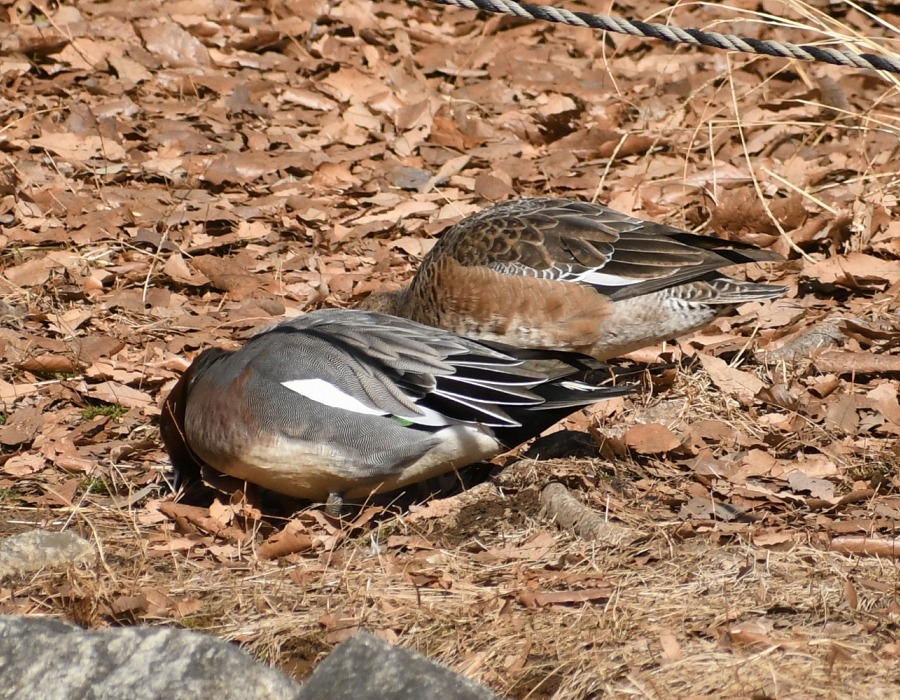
top-left (1, 0), bottom-right (900, 697)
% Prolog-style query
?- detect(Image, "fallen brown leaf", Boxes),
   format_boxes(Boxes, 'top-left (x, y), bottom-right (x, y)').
top-left (624, 423), bottom-right (681, 454)
top-left (698, 353), bottom-right (765, 403)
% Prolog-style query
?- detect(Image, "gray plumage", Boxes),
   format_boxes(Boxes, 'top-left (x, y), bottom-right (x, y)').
top-left (161, 309), bottom-right (632, 506)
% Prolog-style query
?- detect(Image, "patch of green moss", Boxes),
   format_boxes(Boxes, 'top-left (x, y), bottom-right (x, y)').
top-left (0, 488), bottom-right (21, 502)
top-left (82, 403), bottom-right (128, 420)
top-left (81, 476), bottom-right (112, 496)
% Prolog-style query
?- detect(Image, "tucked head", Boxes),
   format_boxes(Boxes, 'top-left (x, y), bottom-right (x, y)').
top-left (357, 288), bottom-right (407, 315)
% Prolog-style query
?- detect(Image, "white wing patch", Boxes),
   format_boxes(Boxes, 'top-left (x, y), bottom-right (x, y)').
top-left (282, 378), bottom-right (387, 416)
top-left (558, 380), bottom-right (596, 392)
top-left (282, 378), bottom-right (453, 427)
top-left (494, 261), bottom-right (646, 287)
top-left (394, 403), bottom-right (453, 428)
top-left (568, 269), bottom-right (646, 287)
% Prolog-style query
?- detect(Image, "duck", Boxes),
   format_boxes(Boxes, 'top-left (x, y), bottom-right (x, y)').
top-left (359, 198), bottom-right (787, 360)
top-left (159, 308), bottom-right (633, 512)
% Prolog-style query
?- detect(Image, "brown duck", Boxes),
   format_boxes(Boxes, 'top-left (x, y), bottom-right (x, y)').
top-left (360, 198), bottom-right (786, 360)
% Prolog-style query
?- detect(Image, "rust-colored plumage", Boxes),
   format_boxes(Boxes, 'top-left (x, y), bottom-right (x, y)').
top-left (360, 198), bottom-right (786, 359)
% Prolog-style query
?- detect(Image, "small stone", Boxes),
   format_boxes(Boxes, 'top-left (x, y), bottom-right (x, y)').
top-left (0, 530), bottom-right (96, 580)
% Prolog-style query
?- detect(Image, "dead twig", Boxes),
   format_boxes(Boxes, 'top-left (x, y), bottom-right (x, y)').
top-left (830, 536), bottom-right (900, 558)
top-left (761, 319), bottom-right (845, 365)
top-left (813, 351), bottom-right (900, 375)
top-left (158, 501), bottom-right (248, 543)
top-left (539, 482), bottom-right (635, 545)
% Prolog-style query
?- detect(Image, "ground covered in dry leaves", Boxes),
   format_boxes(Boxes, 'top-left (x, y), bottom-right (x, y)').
top-left (1, 0), bottom-right (900, 697)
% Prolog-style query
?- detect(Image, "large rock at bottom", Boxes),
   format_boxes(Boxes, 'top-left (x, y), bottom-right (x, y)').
top-left (299, 632), bottom-right (498, 700)
top-left (0, 617), bottom-right (500, 700)
top-left (0, 615), bottom-right (302, 700)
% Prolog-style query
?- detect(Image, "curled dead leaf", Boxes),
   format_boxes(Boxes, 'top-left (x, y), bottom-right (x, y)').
top-left (17, 355), bottom-right (79, 374)
top-left (258, 528), bottom-right (315, 560)
top-left (516, 586), bottom-right (612, 609)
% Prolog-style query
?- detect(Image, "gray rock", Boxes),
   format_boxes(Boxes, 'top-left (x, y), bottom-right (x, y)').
top-left (0, 616), bottom-right (302, 700)
top-left (0, 530), bottom-right (96, 580)
top-left (0, 617), bottom-right (500, 700)
top-left (300, 632), bottom-right (499, 700)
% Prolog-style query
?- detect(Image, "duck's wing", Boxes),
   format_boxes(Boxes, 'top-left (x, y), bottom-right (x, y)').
top-left (437, 198), bottom-right (784, 301)
top-left (252, 309), bottom-right (603, 429)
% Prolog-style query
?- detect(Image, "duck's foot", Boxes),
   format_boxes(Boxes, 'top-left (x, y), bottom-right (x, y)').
top-left (325, 491), bottom-right (344, 517)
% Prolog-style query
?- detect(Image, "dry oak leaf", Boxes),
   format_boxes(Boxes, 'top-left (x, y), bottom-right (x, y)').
top-left (74, 336), bottom-right (127, 365)
top-left (17, 355), bottom-right (79, 375)
top-left (471, 532), bottom-right (557, 563)
top-left (752, 530), bottom-right (796, 549)
top-left (190, 255), bottom-right (259, 298)
top-left (866, 382), bottom-right (900, 426)
top-left (787, 470), bottom-right (837, 503)
top-left (0, 405), bottom-right (43, 447)
top-left (258, 523), bottom-right (315, 560)
top-left (3, 257), bottom-right (57, 287)
top-left (623, 423), bottom-right (681, 454)
top-left (659, 632), bottom-right (684, 664)
top-left (164, 253), bottom-right (210, 286)
top-left (0, 379), bottom-right (42, 405)
top-left (717, 621), bottom-right (777, 650)
top-left (1, 453), bottom-right (45, 477)
top-left (320, 67), bottom-right (388, 104)
top-left (803, 252), bottom-right (900, 287)
top-left (84, 381), bottom-right (152, 409)
top-left (202, 152), bottom-right (307, 185)
top-left (697, 353), bottom-right (765, 403)
top-left (108, 55), bottom-right (152, 84)
top-left (31, 133), bottom-right (126, 162)
top-left (139, 19), bottom-right (211, 68)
